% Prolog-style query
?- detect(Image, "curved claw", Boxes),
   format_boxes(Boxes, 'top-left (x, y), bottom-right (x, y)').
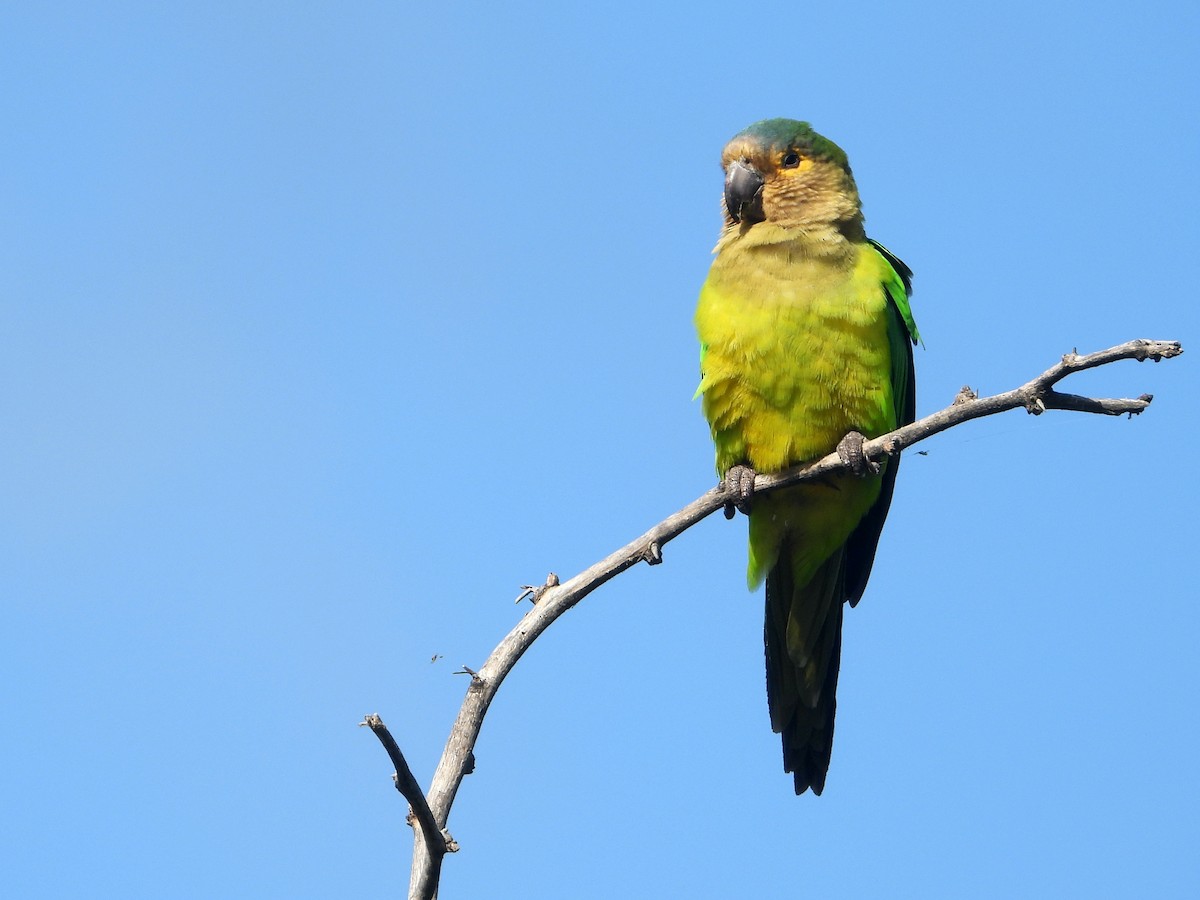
top-left (836, 431), bottom-right (880, 477)
top-left (722, 464), bottom-right (757, 518)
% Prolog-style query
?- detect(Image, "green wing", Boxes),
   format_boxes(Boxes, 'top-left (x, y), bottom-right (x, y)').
top-left (843, 241), bottom-right (918, 606)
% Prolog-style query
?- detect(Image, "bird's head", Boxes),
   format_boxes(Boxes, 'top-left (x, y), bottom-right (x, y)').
top-left (720, 119), bottom-right (863, 236)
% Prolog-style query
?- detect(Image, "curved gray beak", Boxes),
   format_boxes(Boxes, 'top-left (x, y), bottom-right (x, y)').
top-left (724, 159), bottom-right (765, 224)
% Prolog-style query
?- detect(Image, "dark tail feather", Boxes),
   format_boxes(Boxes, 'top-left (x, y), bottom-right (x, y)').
top-left (764, 547), bottom-right (846, 795)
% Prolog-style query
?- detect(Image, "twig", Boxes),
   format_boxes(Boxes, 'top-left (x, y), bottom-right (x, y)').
top-left (749, 339), bottom-right (1181, 496)
top-left (372, 338), bottom-right (1181, 899)
top-left (359, 715), bottom-right (453, 900)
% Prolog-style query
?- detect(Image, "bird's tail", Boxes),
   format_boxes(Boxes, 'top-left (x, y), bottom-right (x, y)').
top-left (764, 543), bottom-right (846, 796)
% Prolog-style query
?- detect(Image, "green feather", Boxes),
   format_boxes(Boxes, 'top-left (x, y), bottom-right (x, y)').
top-left (731, 118), bottom-right (850, 169)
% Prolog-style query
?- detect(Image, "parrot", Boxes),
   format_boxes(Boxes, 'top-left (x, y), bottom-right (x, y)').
top-left (694, 119), bottom-right (919, 795)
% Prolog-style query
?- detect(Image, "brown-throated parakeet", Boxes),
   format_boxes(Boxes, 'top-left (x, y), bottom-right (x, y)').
top-left (695, 119), bottom-right (919, 795)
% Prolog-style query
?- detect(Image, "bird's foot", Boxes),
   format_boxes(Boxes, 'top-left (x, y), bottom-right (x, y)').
top-left (722, 464), bottom-right (757, 518)
top-left (836, 431), bottom-right (880, 477)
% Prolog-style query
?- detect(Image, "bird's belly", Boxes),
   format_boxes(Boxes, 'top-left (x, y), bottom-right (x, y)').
top-left (697, 240), bottom-right (900, 475)
top-left (703, 306), bottom-right (893, 473)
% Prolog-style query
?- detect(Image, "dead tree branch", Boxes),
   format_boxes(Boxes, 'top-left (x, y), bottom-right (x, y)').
top-left (360, 714), bottom-right (455, 900)
top-left (364, 338), bottom-right (1181, 900)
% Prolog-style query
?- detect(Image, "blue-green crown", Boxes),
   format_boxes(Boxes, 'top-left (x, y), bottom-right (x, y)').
top-left (731, 119), bottom-right (849, 169)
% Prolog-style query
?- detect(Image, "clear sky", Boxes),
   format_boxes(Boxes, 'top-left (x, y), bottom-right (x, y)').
top-left (2, 2), bottom-right (1197, 898)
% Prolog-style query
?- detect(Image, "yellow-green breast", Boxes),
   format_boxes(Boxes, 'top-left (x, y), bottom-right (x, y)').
top-left (696, 233), bottom-right (899, 475)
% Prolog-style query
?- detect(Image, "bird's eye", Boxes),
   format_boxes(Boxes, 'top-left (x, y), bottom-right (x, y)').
top-left (781, 152), bottom-right (801, 168)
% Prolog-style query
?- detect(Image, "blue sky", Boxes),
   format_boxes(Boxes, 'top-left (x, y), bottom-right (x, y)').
top-left (2, 2), bottom-right (1196, 897)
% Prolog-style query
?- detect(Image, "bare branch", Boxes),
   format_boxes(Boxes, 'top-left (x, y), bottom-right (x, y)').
top-left (373, 338), bottom-right (1181, 899)
top-left (753, 339), bottom-right (1181, 496)
top-left (360, 715), bottom-right (453, 900)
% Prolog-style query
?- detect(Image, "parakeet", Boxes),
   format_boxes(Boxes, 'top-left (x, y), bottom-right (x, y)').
top-left (695, 119), bottom-right (919, 795)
